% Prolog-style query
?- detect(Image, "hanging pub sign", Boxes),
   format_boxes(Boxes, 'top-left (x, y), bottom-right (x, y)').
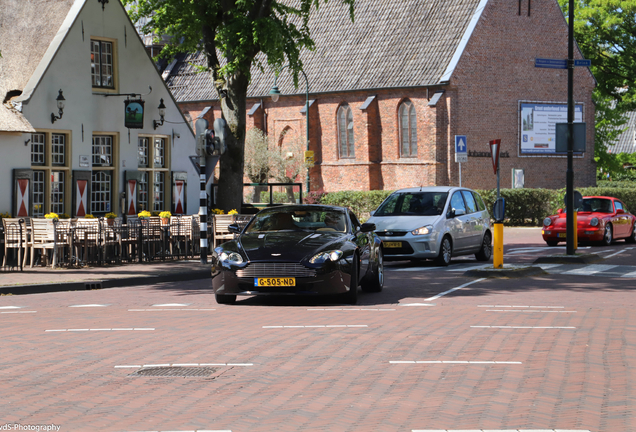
top-left (124, 98), bottom-right (145, 129)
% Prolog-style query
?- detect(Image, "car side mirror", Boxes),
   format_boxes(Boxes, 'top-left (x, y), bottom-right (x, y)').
top-left (360, 222), bottom-right (376, 233)
top-left (452, 208), bottom-right (466, 217)
top-left (369, 210), bottom-right (375, 216)
top-left (617, 208), bottom-right (625, 214)
top-left (557, 208), bottom-right (564, 214)
top-left (228, 223), bottom-right (241, 234)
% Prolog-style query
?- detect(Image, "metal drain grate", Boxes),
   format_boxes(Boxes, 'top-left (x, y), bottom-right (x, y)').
top-left (131, 366), bottom-right (218, 377)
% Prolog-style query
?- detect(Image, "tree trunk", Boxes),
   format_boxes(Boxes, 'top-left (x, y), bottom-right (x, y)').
top-left (216, 71), bottom-right (249, 213)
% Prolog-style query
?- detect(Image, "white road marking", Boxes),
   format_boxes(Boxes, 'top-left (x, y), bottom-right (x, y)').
top-left (152, 303), bottom-right (190, 307)
top-left (0, 306), bottom-right (22, 309)
top-left (263, 325), bottom-right (368, 328)
top-left (128, 309), bottom-right (215, 311)
top-left (564, 264), bottom-right (618, 275)
top-left (115, 363), bottom-right (252, 368)
top-left (471, 326), bottom-right (576, 329)
top-left (425, 278), bottom-right (486, 301)
top-left (124, 430), bottom-right (232, 432)
top-left (46, 328), bottom-right (154, 332)
top-left (536, 263), bottom-right (562, 270)
top-left (621, 271), bottom-right (636, 278)
top-left (1, 311), bottom-right (36, 314)
top-left (413, 430), bottom-right (590, 432)
top-left (390, 360), bottom-right (522, 364)
top-left (69, 304), bottom-right (109, 307)
top-left (308, 308), bottom-right (394, 311)
top-left (478, 305), bottom-right (564, 308)
top-left (604, 250), bottom-right (628, 259)
top-left (400, 303), bottom-right (435, 307)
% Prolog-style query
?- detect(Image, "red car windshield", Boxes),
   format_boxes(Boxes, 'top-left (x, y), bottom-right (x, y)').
top-left (581, 198), bottom-right (613, 213)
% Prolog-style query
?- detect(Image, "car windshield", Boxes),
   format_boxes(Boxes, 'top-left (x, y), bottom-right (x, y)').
top-left (374, 192), bottom-right (448, 216)
top-left (580, 198), bottom-right (613, 213)
top-left (244, 208), bottom-right (347, 233)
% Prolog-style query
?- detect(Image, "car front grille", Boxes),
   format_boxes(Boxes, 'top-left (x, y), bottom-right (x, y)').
top-left (236, 262), bottom-right (317, 278)
top-left (376, 231), bottom-right (408, 237)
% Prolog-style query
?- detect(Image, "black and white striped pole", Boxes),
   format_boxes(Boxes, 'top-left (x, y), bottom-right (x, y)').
top-left (195, 119), bottom-right (210, 263)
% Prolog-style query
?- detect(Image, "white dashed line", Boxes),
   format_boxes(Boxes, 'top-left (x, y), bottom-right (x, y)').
top-left (0, 306), bottom-right (22, 309)
top-left (308, 308), bottom-right (394, 311)
top-left (413, 429), bottom-right (590, 432)
top-left (604, 250), bottom-right (628, 259)
top-left (478, 305), bottom-right (565, 308)
top-left (486, 309), bottom-right (576, 313)
top-left (46, 328), bottom-right (155, 332)
top-left (263, 325), bottom-right (368, 328)
top-left (128, 309), bottom-right (216, 311)
top-left (69, 304), bottom-right (110, 307)
top-left (621, 271), bottom-right (636, 278)
top-left (564, 264), bottom-right (618, 275)
top-left (400, 303), bottom-right (435, 307)
top-left (471, 326), bottom-right (576, 329)
top-left (425, 278), bottom-right (486, 301)
top-left (390, 360), bottom-right (522, 364)
top-left (152, 303), bottom-right (191, 307)
top-left (1, 311), bottom-right (36, 314)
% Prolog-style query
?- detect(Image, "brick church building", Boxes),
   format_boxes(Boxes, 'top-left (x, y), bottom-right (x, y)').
top-left (165, 0), bottom-right (596, 193)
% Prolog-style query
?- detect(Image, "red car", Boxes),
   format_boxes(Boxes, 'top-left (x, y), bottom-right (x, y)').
top-left (542, 196), bottom-right (636, 246)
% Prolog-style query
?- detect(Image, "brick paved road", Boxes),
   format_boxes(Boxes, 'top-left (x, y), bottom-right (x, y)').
top-left (0, 229), bottom-right (634, 432)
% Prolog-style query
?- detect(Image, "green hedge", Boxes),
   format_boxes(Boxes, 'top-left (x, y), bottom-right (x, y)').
top-left (316, 186), bottom-right (636, 226)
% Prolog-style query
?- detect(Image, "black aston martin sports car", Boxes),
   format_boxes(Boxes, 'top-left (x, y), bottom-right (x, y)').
top-left (210, 204), bottom-right (384, 305)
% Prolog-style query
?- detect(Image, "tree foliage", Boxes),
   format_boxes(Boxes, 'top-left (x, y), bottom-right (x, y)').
top-left (558, 1), bottom-right (636, 175)
top-left (122, 0), bottom-right (354, 210)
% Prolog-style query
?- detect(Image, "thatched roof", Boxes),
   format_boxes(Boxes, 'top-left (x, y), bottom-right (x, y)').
top-left (0, 0), bottom-right (78, 132)
top-left (165, 0), bottom-right (486, 102)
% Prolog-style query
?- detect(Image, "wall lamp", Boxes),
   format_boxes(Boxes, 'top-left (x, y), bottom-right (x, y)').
top-left (153, 98), bottom-right (166, 130)
top-left (50, 89), bottom-right (65, 124)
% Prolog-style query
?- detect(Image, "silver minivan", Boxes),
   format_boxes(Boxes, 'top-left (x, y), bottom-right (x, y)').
top-left (367, 186), bottom-right (492, 266)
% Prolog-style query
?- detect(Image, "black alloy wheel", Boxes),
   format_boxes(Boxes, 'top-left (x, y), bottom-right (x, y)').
top-left (475, 231), bottom-right (492, 261)
top-left (435, 236), bottom-right (452, 266)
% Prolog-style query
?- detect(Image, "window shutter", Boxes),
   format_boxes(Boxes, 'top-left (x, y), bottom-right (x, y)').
top-left (13, 169), bottom-right (34, 217)
top-left (72, 171), bottom-right (92, 217)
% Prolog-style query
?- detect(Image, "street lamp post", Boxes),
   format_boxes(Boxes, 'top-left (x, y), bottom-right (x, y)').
top-left (269, 66), bottom-right (310, 199)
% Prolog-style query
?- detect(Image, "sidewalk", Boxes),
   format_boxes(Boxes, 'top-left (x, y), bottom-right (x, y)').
top-left (0, 259), bottom-right (211, 295)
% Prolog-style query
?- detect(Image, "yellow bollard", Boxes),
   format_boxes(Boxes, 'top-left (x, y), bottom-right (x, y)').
top-left (493, 222), bottom-right (504, 269)
top-left (573, 210), bottom-right (578, 251)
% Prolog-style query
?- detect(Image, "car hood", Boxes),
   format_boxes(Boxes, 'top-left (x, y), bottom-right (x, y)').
top-left (367, 215), bottom-right (442, 232)
top-left (550, 213), bottom-right (605, 228)
top-left (238, 231), bottom-right (347, 261)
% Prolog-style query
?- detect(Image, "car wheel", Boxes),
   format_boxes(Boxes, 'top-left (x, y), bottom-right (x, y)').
top-left (626, 224), bottom-right (636, 243)
top-left (343, 254), bottom-right (359, 305)
top-left (602, 224), bottom-right (613, 246)
top-left (215, 293), bottom-right (236, 305)
top-left (361, 248), bottom-right (384, 293)
top-left (435, 236), bottom-right (452, 266)
top-left (546, 241), bottom-right (559, 247)
top-left (475, 231), bottom-right (492, 261)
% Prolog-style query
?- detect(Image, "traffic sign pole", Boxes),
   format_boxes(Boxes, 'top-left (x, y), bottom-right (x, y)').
top-left (489, 139), bottom-right (503, 269)
top-left (566, 0), bottom-right (575, 256)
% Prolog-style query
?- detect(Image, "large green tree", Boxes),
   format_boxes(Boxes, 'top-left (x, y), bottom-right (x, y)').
top-left (558, 0), bottom-right (636, 175)
top-left (123, 0), bottom-right (354, 211)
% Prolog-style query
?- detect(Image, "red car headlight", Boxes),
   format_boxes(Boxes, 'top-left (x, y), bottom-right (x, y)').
top-left (589, 217), bottom-right (599, 227)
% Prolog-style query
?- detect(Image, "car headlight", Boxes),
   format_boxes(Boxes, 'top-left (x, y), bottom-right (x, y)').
top-left (309, 250), bottom-right (343, 264)
top-left (543, 217), bottom-right (552, 227)
top-left (589, 217), bottom-right (599, 227)
top-left (218, 251), bottom-right (244, 264)
top-left (411, 225), bottom-right (433, 236)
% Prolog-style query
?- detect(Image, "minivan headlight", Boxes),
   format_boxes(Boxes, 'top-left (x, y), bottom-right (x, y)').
top-left (411, 225), bottom-right (433, 236)
top-left (309, 250), bottom-right (343, 264)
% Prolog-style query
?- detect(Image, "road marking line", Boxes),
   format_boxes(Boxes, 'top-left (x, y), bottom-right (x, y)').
top-left (471, 326), bottom-right (576, 329)
top-left (262, 325), bottom-right (368, 329)
top-left (478, 305), bottom-right (565, 308)
top-left (115, 363), bottom-right (252, 368)
top-left (46, 328), bottom-right (155, 332)
top-left (400, 303), bottom-right (435, 307)
top-left (536, 263), bottom-right (563, 270)
top-left (0, 306), bottom-right (22, 309)
top-left (69, 304), bottom-right (109, 307)
top-left (486, 310), bottom-right (576, 313)
top-left (152, 303), bottom-right (190, 307)
top-left (412, 430), bottom-right (591, 432)
top-left (128, 309), bottom-right (215, 311)
top-left (564, 264), bottom-right (618, 275)
top-left (425, 278), bottom-right (486, 301)
top-left (604, 250), bottom-right (628, 259)
top-left (621, 271), bottom-right (636, 278)
top-left (390, 360), bottom-right (522, 364)
top-left (1, 311), bottom-right (36, 314)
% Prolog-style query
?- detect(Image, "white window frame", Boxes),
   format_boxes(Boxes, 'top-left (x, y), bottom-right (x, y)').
top-left (337, 104), bottom-right (355, 158)
top-left (30, 131), bottom-right (71, 216)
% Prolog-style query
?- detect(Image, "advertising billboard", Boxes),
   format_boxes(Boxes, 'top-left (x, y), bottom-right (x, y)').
top-left (520, 102), bottom-right (583, 154)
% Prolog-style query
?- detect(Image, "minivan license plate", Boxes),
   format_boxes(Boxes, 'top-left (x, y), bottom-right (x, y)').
top-left (254, 277), bottom-right (295, 287)
top-left (384, 242), bottom-right (402, 248)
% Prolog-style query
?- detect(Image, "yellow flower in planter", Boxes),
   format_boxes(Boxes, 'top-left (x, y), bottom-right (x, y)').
top-left (84, 214), bottom-right (96, 219)
top-left (44, 212), bottom-right (59, 221)
top-left (138, 210), bottom-right (152, 218)
top-left (159, 211), bottom-right (172, 219)
top-left (228, 209), bottom-right (238, 215)
top-left (105, 212), bottom-right (117, 219)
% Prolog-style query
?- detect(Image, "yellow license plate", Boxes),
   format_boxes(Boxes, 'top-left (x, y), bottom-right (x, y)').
top-left (384, 242), bottom-right (403, 248)
top-left (255, 277), bottom-right (296, 287)
top-left (558, 233), bottom-right (567, 238)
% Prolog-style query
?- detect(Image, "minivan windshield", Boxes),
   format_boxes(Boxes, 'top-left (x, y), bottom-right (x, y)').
top-left (374, 192), bottom-right (448, 216)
